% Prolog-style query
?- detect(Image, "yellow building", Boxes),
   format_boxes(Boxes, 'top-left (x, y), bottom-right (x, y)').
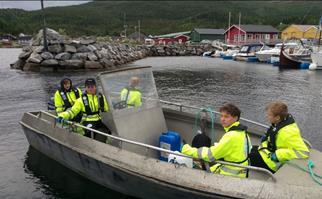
top-left (281, 25), bottom-right (318, 40)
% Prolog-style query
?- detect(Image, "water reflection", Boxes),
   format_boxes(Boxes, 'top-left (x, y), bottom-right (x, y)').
top-left (24, 147), bottom-right (134, 199)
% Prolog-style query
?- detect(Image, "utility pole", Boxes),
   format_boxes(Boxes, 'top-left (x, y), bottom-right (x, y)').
top-left (40, 0), bottom-right (48, 51)
top-left (238, 12), bottom-right (241, 46)
top-left (138, 20), bottom-right (141, 42)
top-left (123, 13), bottom-right (127, 38)
top-left (227, 12), bottom-right (231, 44)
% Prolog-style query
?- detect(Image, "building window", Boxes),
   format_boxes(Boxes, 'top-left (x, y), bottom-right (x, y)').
top-left (265, 34), bottom-right (270, 40)
top-left (273, 34), bottom-right (278, 39)
top-left (234, 35), bottom-right (238, 41)
top-left (247, 34), bottom-right (253, 41)
top-left (255, 34), bottom-right (260, 40)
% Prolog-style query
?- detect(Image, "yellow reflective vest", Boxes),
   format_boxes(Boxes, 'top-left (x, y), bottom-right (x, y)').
top-left (54, 88), bottom-right (82, 113)
top-left (120, 87), bottom-right (142, 107)
top-left (182, 121), bottom-right (251, 178)
top-left (258, 115), bottom-right (309, 172)
top-left (58, 92), bottom-right (108, 123)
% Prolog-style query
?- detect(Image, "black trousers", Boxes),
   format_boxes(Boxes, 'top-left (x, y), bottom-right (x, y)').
top-left (249, 145), bottom-right (275, 173)
top-left (82, 120), bottom-right (111, 142)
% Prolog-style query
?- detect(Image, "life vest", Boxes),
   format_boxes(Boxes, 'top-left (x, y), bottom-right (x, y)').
top-left (263, 114), bottom-right (294, 152)
top-left (59, 87), bottom-right (80, 110)
top-left (82, 92), bottom-right (105, 115)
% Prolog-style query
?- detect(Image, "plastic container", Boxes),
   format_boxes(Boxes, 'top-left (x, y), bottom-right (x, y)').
top-left (159, 131), bottom-right (181, 161)
top-left (300, 62), bottom-right (310, 70)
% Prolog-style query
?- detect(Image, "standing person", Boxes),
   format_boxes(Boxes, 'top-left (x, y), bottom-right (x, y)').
top-left (181, 103), bottom-right (251, 178)
top-left (54, 77), bottom-right (82, 114)
top-left (249, 101), bottom-right (310, 173)
top-left (57, 78), bottom-right (110, 140)
top-left (120, 76), bottom-right (142, 108)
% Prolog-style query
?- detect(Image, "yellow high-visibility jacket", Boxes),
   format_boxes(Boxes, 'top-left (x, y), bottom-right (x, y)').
top-left (258, 115), bottom-right (309, 172)
top-left (120, 87), bottom-right (142, 107)
top-left (182, 121), bottom-right (251, 178)
top-left (54, 88), bottom-right (82, 113)
top-left (59, 92), bottom-right (108, 123)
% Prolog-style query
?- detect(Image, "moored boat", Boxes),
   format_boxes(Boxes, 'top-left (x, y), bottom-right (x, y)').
top-left (234, 43), bottom-right (268, 62)
top-left (20, 66), bottom-right (322, 198)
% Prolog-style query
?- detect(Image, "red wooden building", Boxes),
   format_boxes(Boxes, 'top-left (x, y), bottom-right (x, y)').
top-left (152, 31), bottom-right (190, 45)
top-left (224, 25), bottom-right (279, 45)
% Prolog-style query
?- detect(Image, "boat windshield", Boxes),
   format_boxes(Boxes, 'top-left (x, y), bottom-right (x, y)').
top-left (99, 67), bottom-right (160, 111)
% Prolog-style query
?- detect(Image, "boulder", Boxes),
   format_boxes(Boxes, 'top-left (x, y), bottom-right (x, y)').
top-left (77, 46), bottom-right (90, 53)
top-left (40, 52), bottom-right (54, 60)
top-left (71, 53), bottom-right (88, 60)
top-left (10, 59), bottom-right (25, 70)
top-left (100, 58), bottom-right (114, 68)
top-left (27, 53), bottom-right (43, 63)
top-left (84, 61), bottom-right (103, 69)
top-left (55, 52), bottom-right (71, 60)
top-left (23, 62), bottom-right (41, 71)
top-left (80, 38), bottom-right (96, 45)
top-left (87, 52), bottom-right (98, 61)
top-left (64, 45), bottom-right (77, 53)
top-left (41, 59), bottom-right (59, 66)
top-left (32, 28), bottom-right (64, 46)
top-left (48, 44), bottom-right (63, 54)
top-left (59, 60), bottom-right (84, 69)
top-left (18, 51), bottom-right (32, 60)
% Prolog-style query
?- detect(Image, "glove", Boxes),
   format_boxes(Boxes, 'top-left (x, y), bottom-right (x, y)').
top-left (270, 153), bottom-right (279, 162)
top-left (56, 116), bottom-right (67, 124)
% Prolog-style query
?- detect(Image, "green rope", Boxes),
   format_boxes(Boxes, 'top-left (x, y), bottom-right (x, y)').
top-left (192, 107), bottom-right (216, 143)
top-left (285, 160), bottom-right (322, 186)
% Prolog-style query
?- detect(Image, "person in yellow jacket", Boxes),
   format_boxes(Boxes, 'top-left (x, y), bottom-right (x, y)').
top-left (249, 101), bottom-right (310, 173)
top-left (57, 78), bottom-right (110, 139)
top-left (54, 78), bottom-right (82, 121)
top-left (119, 76), bottom-right (142, 108)
top-left (181, 103), bottom-right (251, 178)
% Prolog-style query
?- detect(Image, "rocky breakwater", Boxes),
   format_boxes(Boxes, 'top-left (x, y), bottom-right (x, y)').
top-left (148, 44), bottom-right (218, 56)
top-left (10, 28), bottom-right (149, 72)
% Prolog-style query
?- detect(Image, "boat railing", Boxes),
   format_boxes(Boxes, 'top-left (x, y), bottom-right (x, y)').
top-left (160, 100), bottom-right (313, 149)
top-left (38, 110), bottom-right (276, 182)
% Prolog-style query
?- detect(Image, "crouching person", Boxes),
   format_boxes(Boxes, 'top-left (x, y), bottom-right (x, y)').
top-left (249, 101), bottom-right (310, 173)
top-left (57, 78), bottom-right (111, 142)
top-left (181, 103), bottom-right (251, 178)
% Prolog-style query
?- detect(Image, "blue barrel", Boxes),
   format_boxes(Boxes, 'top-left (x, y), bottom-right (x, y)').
top-left (159, 131), bottom-right (181, 161)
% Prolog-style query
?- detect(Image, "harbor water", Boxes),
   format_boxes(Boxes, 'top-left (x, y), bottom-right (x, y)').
top-left (1, 48), bottom-right (322, 198)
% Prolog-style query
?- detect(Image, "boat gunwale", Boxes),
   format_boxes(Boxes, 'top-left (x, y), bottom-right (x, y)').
top-left (21, 110), bottom-right (277, 181)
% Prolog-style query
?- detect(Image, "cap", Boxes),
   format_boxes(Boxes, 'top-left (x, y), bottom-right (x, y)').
top-left (85, 78), bottom-right (96, 86)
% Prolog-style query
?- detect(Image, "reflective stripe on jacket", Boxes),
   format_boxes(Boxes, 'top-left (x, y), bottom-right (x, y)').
top-left (259, 118), bottom-right (310, 172)
top-left (59, 92), bottom-right (108, 123)
top-left (120, 87), bottom-right (142, 107)
top-left (181, 121), bottom-right (251, 178)
top-left (54, 88), bottom-right (82, 113)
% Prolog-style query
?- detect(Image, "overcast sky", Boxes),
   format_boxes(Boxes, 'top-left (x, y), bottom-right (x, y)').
top-left (0, 1), bottom-right (91, 11)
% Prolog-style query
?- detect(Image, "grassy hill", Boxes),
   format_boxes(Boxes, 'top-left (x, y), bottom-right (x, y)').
top-left (1, 1), bottom-right (322, 37)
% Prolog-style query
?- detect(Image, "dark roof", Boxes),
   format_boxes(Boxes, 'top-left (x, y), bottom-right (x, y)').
top-left (194, 28), bottom-right (225, 35)
top-left (128, 32), bottom-right (147, 40)
top-left (238, 25), bottom-right (279, 33)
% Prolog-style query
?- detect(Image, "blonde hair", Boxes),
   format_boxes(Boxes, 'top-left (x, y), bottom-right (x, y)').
top-left (266, 101), bottom-right (288, 120)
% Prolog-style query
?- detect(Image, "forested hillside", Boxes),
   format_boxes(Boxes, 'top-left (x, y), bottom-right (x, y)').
top-left (1, 1), bottom-right (322, 36)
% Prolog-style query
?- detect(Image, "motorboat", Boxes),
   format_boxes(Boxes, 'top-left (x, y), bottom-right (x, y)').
top-left (233, 43), bottom-right (269, 62)
top-left (256, 43), bottom-right (297, 63)
top-left (20, 66), bottom-right (322, 198)
top-left (279, 44), bottom-right (311, 69)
